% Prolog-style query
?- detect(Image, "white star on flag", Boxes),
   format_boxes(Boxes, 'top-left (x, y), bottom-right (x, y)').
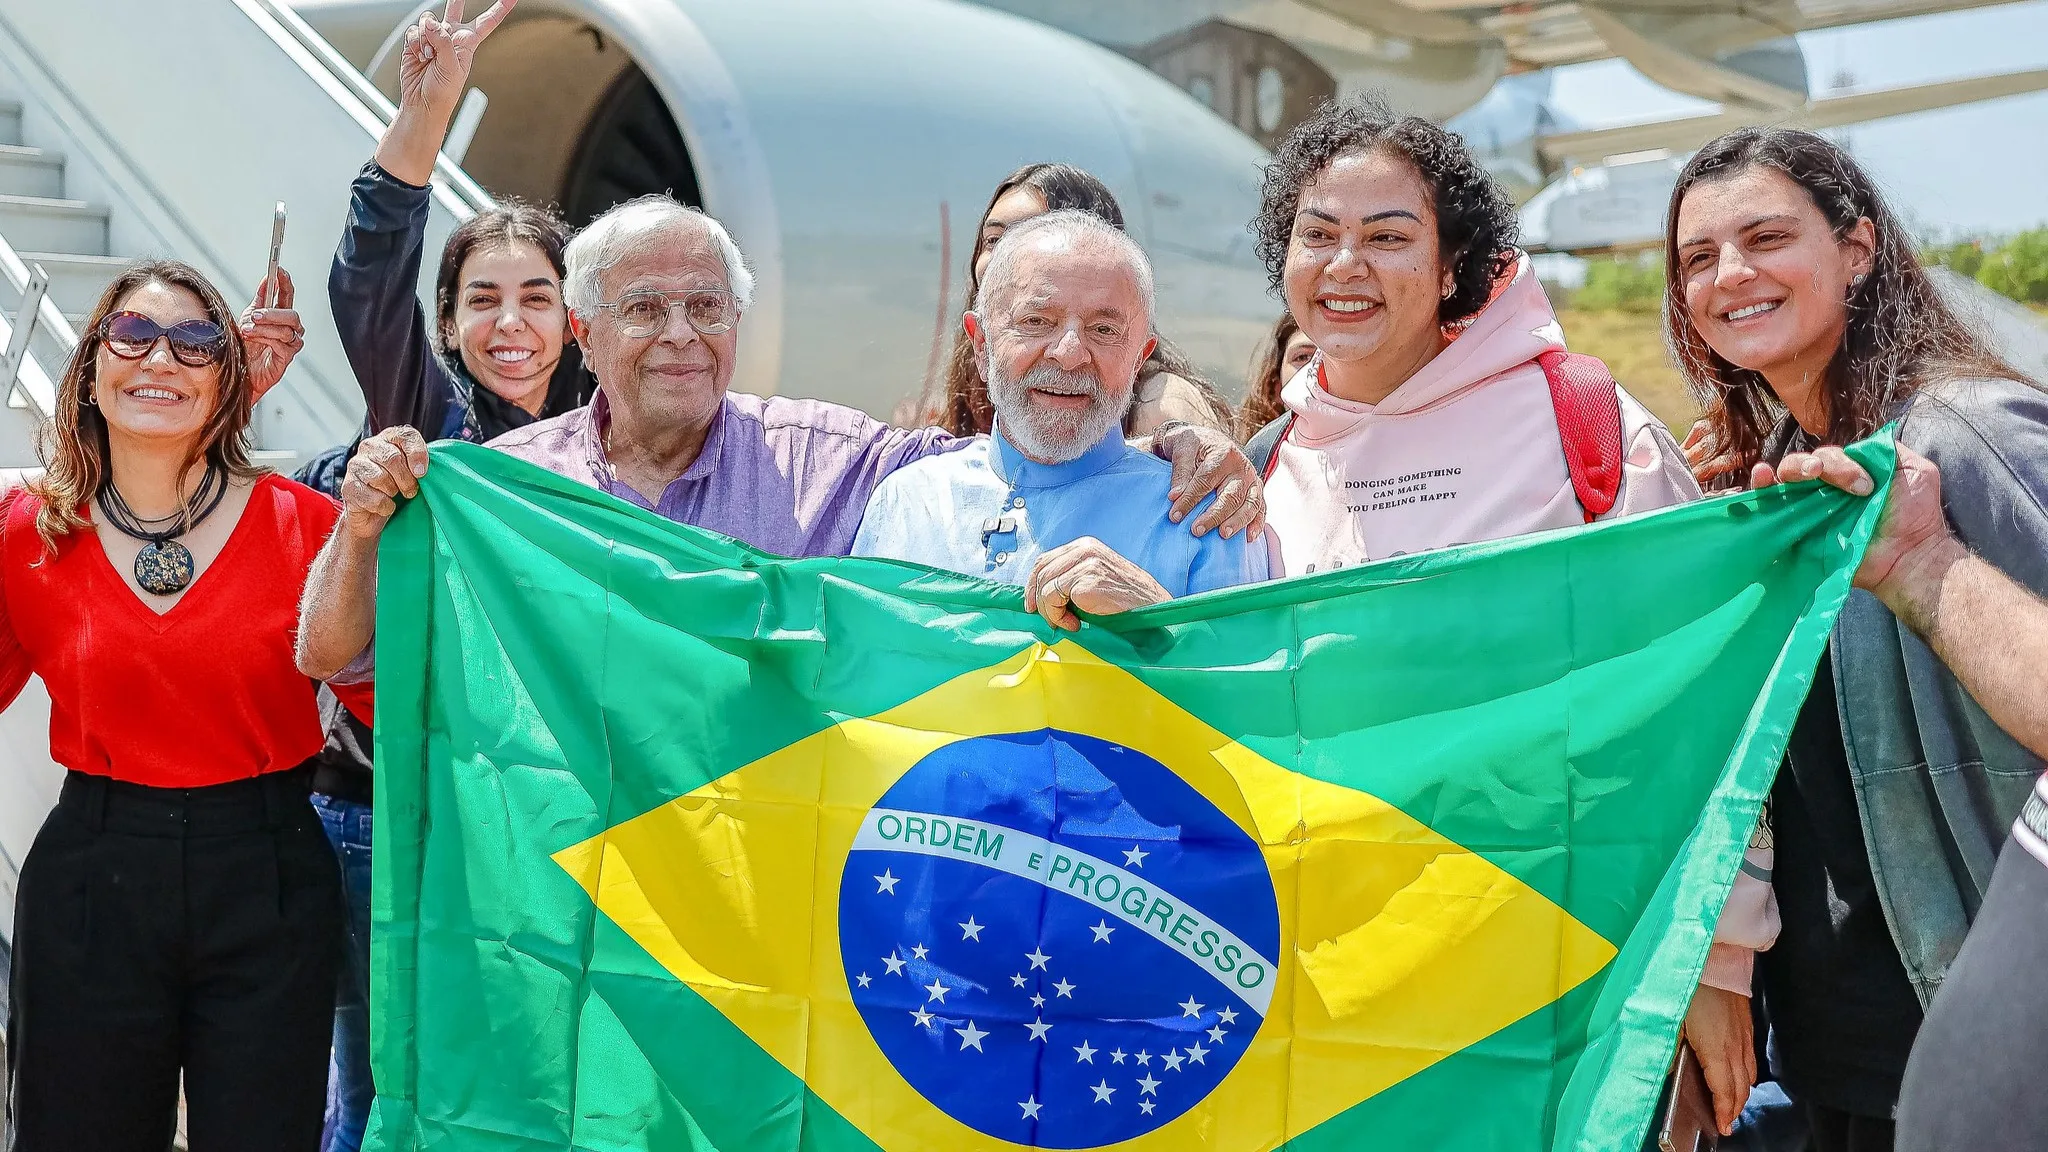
top-left (1030, 993), bottom-right (1046, 1009)
top-left (1010, 973), bottom-right (1026, 988)
top-left (1052, 977), bottom-right (1077, 998)
top-left (1218, 1007), bottom-right (1238, 1025)
top-left (1139, 1100), bottom-right (1156, 1115)
top-left (1136, 1050), bottom-right (1151, 1066)
top-left (1025, 1019), bottom-right (1053, 1041)
top-left (1025, 948), bottom-right (1051, 970)
top-left (855, 973), bottom-right (872, 988)
top-left (882, 952), bottom-right (906, 976)
top-left (910, 1008), bottom-right (935, 1029)
top-left (875, 870), bottom-right (899, 895)
top-left (1091, 1080), bottom-right (1115, 1103)
top-left (924, 979), bottom-right (951, 1004)
top-left (1074, 1040), bottom-right (1097, 1063)
top-left (955, 1021), bottom-right (988, 1051)
top-left (1161, 1051), bottom-right (1185, 1072)
top-left (1137, 1073), bottom-right (1161, 1096)
top-left (911, 944), bottom-right (930, 960)
top-left (1207, 1025), bottom-right (1228, 1044)
top-left (1185, 1043), bottom-right (1208, 1065)
top-left (1110, 1049), bottom-right (1127, 1065)
top-left (959, 917), bottom-right (983, 942)
top-left (1123, 845), bottom-right (1149, 868)
top-left (1089, 920), bottom-right (1114, 943)
top-left (1019, 1097), bottom-right (1042, 1120)
top-left (1178, 996), bottom-right (1205, 1018)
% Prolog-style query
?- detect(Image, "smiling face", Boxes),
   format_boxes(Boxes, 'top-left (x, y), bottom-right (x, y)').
top-left (970, 233), bottom-right (1155, 464)
top-left (91, 280), bottom-right (226, 448)
top-left (569, 218), bottom-right (740, 439)
top-left (450, 239), bottom-right (567, 412)
top-left (1674, 164), bottom-right (1874, 411)
top-left (1281, 148), bottom-right (1454, 402)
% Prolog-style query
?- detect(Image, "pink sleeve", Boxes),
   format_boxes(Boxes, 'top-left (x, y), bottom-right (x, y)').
top-left (1701, 819), bottom-right (1779, 995)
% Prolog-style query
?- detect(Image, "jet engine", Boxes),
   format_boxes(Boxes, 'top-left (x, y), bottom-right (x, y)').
top-left (296, 0), bottom-right (1281, 416)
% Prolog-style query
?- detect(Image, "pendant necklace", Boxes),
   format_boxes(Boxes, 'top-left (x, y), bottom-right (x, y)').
top-left (98, 465), bottom-right (228, 596)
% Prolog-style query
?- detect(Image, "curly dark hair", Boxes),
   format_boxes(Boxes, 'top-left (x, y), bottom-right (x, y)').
top-left (1253, 96), bottom-right (1519, 324)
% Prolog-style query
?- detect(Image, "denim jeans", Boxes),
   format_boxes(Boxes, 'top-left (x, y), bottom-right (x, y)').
top-left (312, 791), bottom-right (374, 1152)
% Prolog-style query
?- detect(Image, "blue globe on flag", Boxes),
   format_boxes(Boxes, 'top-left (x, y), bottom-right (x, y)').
top-left (840, 729), bottom-right (1281, 1149)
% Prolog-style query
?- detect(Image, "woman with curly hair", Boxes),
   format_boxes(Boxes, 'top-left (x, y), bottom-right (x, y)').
top-left (1246, 96), bottom-right (1698, 573)
top-left (1246, 97), bottom-right (1767, 1137)
top-left (921, 162), bottom-right (1233, 438)
top-left (1668, 126), bottom-right (2048, 1152)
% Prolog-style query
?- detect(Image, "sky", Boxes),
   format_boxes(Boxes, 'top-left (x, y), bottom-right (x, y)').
top-left (1547, 0), bottom-right (2048, 238)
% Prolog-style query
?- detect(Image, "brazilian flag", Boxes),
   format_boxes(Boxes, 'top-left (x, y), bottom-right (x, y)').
top-left (366, 437), bottom-right (1892, 1152)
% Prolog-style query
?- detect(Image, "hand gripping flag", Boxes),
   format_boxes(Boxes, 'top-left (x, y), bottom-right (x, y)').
top-left (366, 436), bottom-right (1894, 1152)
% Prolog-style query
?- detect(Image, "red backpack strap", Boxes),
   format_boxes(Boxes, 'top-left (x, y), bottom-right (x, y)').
top-left (1537, 349), bottom-right (1624, 522)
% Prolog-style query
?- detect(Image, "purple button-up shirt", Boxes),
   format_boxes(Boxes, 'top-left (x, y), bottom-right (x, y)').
top-left (487, 389), bottom-right (961, 559)
top-left (329, 389), bottom-right (958, 685)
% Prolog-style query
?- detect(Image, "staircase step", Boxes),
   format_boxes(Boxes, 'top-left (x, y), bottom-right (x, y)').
top-left (0, 102), bottom-right (20, 150)
top-left (7, 251), bottom-right (128, 316)
top-left (1, 399), bottom-right (42, 468)
top-left (0, 194), bottom-right (107, 256)
top-left (0, 146), bottom-right (62, 200)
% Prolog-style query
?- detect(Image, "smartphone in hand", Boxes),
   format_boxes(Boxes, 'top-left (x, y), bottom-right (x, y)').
top-left (264, 202), bottom-right (287, 306)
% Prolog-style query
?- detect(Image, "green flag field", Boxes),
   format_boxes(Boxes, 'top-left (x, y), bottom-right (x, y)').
top-left (365, 435), bottom-right (1894, 1152)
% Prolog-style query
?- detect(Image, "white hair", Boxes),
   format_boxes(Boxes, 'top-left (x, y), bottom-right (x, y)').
top-left (562, 194), bottom-right (756, 319)
top-left (973, 208), bottom-right (1155, 319)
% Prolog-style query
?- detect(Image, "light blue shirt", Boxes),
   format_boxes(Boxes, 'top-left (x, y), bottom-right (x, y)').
top-left (850, 426), bottom-right (1268, 596)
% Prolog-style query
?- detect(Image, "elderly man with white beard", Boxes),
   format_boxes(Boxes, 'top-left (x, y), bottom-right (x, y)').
top-left (852, 210), bottom-right (1268, 629)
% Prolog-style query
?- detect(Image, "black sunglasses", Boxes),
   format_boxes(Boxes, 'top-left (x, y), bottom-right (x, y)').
top-left (99, 310), bottom-right (228, 367)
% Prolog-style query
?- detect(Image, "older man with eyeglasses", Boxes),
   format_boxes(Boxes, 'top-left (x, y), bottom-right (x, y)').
top-left (296, 194), bottom-right (1263, 681)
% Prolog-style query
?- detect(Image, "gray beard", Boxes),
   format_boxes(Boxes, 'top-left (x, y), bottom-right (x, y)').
top-left (988, 362), bottom-right (1129, 464)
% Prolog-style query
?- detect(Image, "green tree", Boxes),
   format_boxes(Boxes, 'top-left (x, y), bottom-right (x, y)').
top-left (1923, 238), bottom-right (1987, 280)
top-left (1977, 227), bottom-right (2048, 305)
top-left (1574, 255), bottom-right (1665, 314)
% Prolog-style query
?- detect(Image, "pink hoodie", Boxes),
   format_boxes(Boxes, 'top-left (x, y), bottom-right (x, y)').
top-left (1263, 256), bottom-right (1774, 993)
top-left (1264, 256), bottom-right (1698, 573)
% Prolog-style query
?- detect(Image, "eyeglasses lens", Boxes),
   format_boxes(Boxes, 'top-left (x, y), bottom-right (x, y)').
top-left (102, 312), bottom-right (226, 366)
top-left (614, 291), bottom-right (735, 338)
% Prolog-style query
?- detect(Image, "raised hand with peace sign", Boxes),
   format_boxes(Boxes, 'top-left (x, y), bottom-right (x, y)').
top-left (377, 0), bottom-right (516, 186)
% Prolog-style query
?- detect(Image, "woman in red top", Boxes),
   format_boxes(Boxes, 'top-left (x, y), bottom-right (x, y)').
top-left (1, 259), bottom-right (349, 1150)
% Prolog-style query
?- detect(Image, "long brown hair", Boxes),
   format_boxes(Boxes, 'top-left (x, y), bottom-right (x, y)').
top-left (1238, 312), bottom-right (1300, 439)
top-left (1664, 128), bottom-right (2024, 489)
top-left (29, 259), bottom-right (260, 549)
top-left (926, 163), bottom-right (1216, 436)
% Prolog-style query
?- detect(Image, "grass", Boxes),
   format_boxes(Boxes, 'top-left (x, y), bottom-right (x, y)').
top-left (1553, 309), bottom-right (1700, 434)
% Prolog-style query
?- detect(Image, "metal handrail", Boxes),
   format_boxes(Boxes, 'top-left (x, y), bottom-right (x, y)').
top-left (0, 230), bottom-right (70, 419)
top-left (240, 0), bottom-right (495, 221)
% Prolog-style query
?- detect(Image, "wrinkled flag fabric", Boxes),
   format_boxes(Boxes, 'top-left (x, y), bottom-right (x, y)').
top-left (365, 434), bottom-right (1893, 1152)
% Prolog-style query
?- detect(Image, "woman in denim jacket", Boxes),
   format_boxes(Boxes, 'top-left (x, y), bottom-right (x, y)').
top-left (1667, 126), bottom-right (2047, 1152)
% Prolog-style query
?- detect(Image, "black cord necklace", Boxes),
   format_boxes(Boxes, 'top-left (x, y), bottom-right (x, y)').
top-left (99, 465), bottom-right (229, 595)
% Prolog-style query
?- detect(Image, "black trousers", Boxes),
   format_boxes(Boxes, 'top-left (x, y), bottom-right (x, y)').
top-left (1896, 836), bottom-right (2048, 1151)
top-left (4, 770), bottom-right (341, 1151)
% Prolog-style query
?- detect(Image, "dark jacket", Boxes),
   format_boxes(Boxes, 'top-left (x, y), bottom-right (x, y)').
top-left (328, 161), bottom-right (593, 445)
top-left (1778, 376), bottom-right (2048, 1004)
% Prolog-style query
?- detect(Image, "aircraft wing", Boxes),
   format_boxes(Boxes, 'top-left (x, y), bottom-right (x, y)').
top-left (1538, 66), bottom-right (2048, 166)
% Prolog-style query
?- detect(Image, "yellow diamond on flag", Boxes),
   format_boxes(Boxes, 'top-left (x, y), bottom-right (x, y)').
top-left (553, 639), bottom-right (1616, 1151)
